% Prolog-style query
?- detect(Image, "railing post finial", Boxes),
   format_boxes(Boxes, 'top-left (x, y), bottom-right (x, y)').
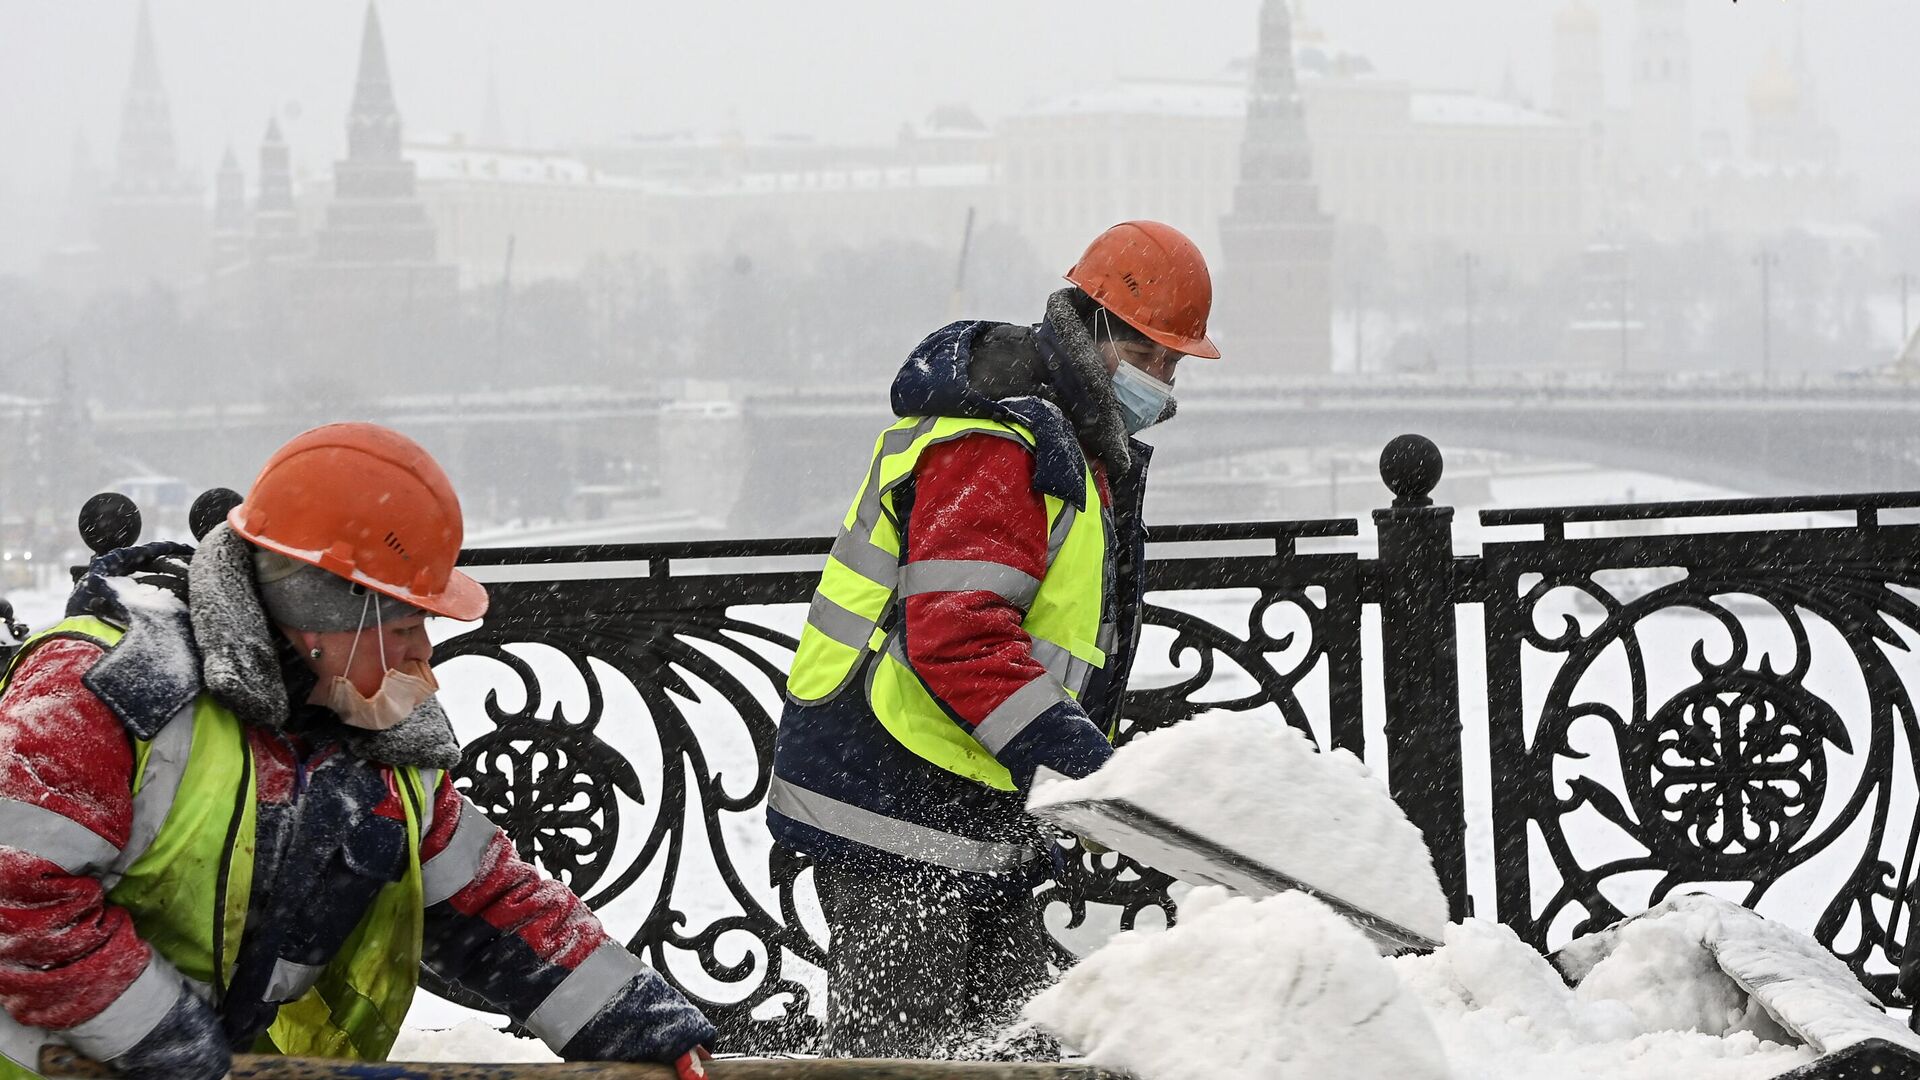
top-left (1380, 433), bottom-right (1443, 509)
top-left (1373, 434), bottom-right (1470, 921)
top-left (190, 487), bottom-right (245, 541)
top-left (77, 493), bottom-right (141, 557)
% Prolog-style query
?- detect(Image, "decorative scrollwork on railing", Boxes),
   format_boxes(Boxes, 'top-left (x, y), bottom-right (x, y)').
top-left (1637, 673), bottom-right (1835, 872)
top-left (1121, 589), bottom-right (1342, 744)
top-left (429, 554), bottom-right (1360, 1050)
top-left (1485, 560), bottom-right (1920, 1002)
top-left (431, 595), bottom-right (825, 1051)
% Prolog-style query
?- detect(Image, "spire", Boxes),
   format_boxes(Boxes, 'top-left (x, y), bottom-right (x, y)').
top-left (347, 2), bottom-right (402, 162)
top-left (115, 0), bottom-right (178, 185)
top-left (1234, 0), bottom-right (1320, 218)
top-left (1215, 0), bottom-right (1334, 373)
top-left (257, 116), bottom-right (294, 216)
top-left (252, 115), bottom-right (304, 261)
top-left (129, 0), bottom-right (160, 93)
top-left (210, 143), bottom-right (251, 272)
top-left (313, 4), bottom-right (440, 268)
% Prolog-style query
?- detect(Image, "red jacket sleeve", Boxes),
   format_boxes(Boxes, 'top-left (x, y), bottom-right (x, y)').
top-left (901, 433), bottom-right (1053, 727)
top-left (417, 775), bottom-right (716, 1058)
top-left (899, 433), bottom-right (1119, 786)
top-left (0, 639), bottom-right (156, 1030)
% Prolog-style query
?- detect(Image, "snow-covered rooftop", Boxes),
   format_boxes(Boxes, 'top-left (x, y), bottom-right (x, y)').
top-left (1020, 78), bottom-right (1569, 131)
top-left (1020, 79), bottom-right (1246, 120)
top-left (409, 143), bottom-right (650, 189)
top-left (1408, 91), bottom-right (1562, 128)
top-left (723, 162), bottom-right (995, 194)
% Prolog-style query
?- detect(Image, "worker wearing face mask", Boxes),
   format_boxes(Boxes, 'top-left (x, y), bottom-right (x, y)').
top-left (0, 423), bottom-right (715, 1080)
top-left (769, 221), bottom-right (1219, 1059)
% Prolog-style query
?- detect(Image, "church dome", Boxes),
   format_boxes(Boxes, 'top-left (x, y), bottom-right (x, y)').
top-left (1555, 1), bottom-right (1600, 34)
top-left (1748, 48), bottom-right (1800, 115)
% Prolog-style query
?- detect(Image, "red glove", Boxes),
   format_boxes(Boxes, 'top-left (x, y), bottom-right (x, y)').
top-left (676, 1046), bottom-right (713, 1080)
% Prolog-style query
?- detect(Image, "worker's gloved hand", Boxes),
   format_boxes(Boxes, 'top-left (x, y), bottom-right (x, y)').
top-left (99, 989), bottom-right (232, 1080)
top-left (675, 1046), bottom-right (713, 1080)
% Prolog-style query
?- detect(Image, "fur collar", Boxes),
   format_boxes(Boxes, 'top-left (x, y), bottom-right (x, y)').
top-left (1038, 288), bottom-right (1133, 475)
top-left (190, 524), bottom-right (290, 726)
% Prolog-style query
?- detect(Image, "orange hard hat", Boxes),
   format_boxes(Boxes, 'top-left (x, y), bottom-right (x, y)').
top-left (1065, 220), bottom-right (1220, 359)
top-left (228, 422), bottom-right (488, 622)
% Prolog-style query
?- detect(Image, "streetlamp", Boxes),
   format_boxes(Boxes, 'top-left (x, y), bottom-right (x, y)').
top-left (1754, 248), bottom-right (1779, 381)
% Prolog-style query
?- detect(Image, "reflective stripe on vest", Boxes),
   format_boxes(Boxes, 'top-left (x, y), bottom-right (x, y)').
top-left (767, 777), bottom-right (1039, 873)
top-left (790, 416), bottom-right (1094, 705)
top-left (103, 704), bottom-right (194, 892)
top-left (785, 416), bottom-right (1112, 796)
top-left (0, 618), bottom-right (436, 1070)
top-left (897, 560), bottom-right (1042, 608)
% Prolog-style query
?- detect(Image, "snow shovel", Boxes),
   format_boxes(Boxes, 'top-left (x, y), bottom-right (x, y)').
top-left (1032, 795), bottom-right (1439, 956)
top-left (1027, 715), bottom-right (1449, 957)
top-left (38, 1046), bottom-right (1129, 1080)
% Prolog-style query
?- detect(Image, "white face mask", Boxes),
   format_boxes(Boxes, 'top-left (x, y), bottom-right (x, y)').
top-left (1095, 307), bottom-right (1177, 434)
top-left (311, 658), bottom-right (439, 732)
top-left (306, 591), bottom-right (438, 731)
top-left (1111, 359), bottom-right (1176, 435)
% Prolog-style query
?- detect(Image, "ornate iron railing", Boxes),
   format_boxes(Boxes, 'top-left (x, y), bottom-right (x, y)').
top-left (1472, 491), bottom-right (1920, 1005)
top-left (9, 433), bottom-right (1920, 1050)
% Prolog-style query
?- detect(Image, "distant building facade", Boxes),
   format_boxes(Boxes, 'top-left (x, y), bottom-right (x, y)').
top-left (46, 0), bottom-right (1868, 356)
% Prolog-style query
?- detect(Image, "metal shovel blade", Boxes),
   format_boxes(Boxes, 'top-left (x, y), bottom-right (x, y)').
top-left (1034, 796), bottom-right (1439, 955)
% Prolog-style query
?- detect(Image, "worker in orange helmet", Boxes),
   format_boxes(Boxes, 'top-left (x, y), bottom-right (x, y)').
top-left (771, 222), bottom-right (1219, 1058)
top-left (0, 423), bottom-right (714, 1079)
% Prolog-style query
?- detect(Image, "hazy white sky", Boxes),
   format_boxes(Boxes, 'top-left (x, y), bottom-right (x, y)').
top-left (3, 0), bottom-right (1917, 251)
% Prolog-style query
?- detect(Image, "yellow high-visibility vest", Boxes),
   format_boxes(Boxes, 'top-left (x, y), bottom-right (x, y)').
top-left (0, 617), bottom-right (435, 1079)
top-left (786, 416), bottom-right (1114, 790)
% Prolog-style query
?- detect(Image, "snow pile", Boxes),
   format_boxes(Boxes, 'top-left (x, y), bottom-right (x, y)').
top-left (1030, 712), bottom-right (1447, 942)
top-left (1031, 893), bottom-right (1818, 1080)
top-left (1558, 904), bottom-right (1791, 1041)
top-left (389, 1021), bottom-right (560, 1063)
top-left (1558, 894), bottom-right (1920, 1057)
top-left (1027, 888), bottom-right (1450, 1080)
top-left (1395, 919), bottom-right (1813, 1079)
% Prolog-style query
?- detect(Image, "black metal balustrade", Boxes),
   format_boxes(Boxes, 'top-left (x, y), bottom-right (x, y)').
top-left (6, 434), bottom-right (1920, 1053)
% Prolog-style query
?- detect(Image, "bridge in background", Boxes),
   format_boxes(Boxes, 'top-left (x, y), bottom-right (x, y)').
top-left (64, 373), bottom-right (1920, 537)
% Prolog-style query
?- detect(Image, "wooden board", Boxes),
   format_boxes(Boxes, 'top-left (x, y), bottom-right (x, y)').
top-left (37, 1047), bottom-right (1128, 1080)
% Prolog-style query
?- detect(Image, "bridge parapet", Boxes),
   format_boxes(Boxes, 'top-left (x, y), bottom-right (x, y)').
top-left (13, 436), bottom-right (1920, 1050)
